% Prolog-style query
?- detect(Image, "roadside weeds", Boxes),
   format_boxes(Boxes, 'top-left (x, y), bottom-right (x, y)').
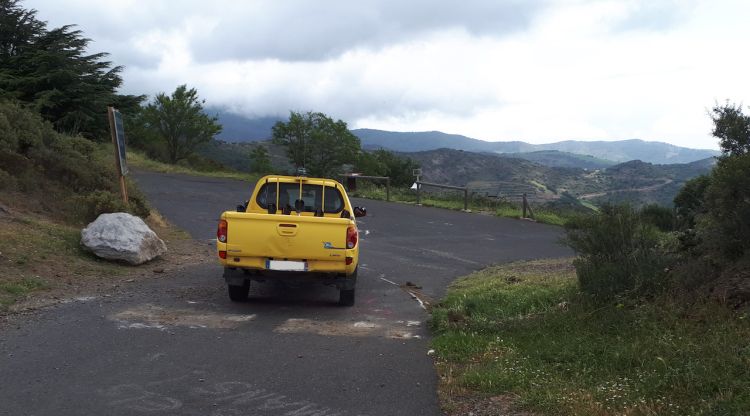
top-left (429, 258), bottom-right (750, 415)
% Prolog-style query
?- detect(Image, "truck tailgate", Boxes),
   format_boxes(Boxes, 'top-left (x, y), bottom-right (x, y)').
top-left (223, 212), bottom-right (350, 262)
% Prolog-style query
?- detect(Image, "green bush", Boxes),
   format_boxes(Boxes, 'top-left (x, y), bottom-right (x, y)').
top-left (640, 203), bottom-right (675, 232)
top-left (699, 154), bottom-right (750, 261)
top-left (674, 175), bottom-right (711, 229)
top-left (564, 204), bottom-right (674, 299)
top-left (74, 190), bottom-right (129, 222)
top-left (73, 187), bottom-right (150, 223)
top-left (0, 100), bottom-right (150, 223)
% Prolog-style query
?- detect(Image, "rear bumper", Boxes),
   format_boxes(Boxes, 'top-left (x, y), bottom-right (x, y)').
top-left (218, 252), bottom-right (358, 275)
top-left (223, 267), bottom-right (357, 290)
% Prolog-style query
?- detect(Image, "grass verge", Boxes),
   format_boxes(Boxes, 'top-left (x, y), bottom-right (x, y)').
top-left (129, 150), bottom-right (260, 182)
top-left (430, 258), bottom-right (750, 415)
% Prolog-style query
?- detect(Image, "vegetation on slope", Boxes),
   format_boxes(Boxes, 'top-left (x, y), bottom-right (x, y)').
top-left (431, 258), bottom-right (750, 416)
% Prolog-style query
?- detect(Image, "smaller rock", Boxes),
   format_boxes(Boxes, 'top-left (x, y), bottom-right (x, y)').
top-left (427, 349), bottom-right (435, 356)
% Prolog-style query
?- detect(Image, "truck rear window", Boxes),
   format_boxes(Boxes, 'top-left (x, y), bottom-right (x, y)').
top-left (256, 183), bottom-right (345, 214)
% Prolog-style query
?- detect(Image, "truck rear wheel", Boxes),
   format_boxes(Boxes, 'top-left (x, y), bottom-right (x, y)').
top-left (228, 281), bottom-right (250, 302)
top-left (339, 288), bottom-right (355, 306)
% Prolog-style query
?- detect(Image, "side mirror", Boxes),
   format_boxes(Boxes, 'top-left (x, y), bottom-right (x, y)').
top-left (353, 206), bottom-right (367, 217)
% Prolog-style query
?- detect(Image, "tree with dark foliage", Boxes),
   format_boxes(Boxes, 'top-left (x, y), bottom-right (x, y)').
top-left (0, 0), bottom-right (143, 139)
top-left (272, 111), bottom-right (360, 177)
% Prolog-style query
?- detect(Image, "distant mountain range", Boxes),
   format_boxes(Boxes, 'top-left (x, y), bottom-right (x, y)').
top-left (209, 111), bottom-right (719, 166)
top-left (354, 129), bottom-right (719, 165)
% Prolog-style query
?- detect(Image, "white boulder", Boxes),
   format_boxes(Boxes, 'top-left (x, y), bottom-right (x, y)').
top-left (81, 213), bottom-right (167, 265)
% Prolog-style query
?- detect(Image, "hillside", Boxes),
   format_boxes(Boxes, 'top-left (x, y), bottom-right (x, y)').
top-left (197, 140), bottom-right (293, 174)
top-left (210, 109), bottom-right (279, 142)
top-left (501, 150), bottom-right (616, 169)
top-left (406, 148), bottom-right (715, 207)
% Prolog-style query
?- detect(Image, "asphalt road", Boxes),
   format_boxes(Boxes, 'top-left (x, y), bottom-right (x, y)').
top-left (0, 171), bottom-right (571, 416)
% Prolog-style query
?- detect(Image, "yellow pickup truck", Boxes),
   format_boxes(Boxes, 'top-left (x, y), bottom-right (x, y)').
top-left (216, 175), bottom-right (366, 306)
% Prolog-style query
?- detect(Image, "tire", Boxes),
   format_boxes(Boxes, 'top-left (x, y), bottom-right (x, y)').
top-left (228, 281), bottom-right (250, 302)
top-left (339, 267), bottom-right (357, 306)
top-left (339, 288), bottom-right (355, 306)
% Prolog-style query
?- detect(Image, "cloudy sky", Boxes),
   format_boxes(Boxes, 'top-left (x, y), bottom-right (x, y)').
top-left (25, 0), bottom-right (750, 149)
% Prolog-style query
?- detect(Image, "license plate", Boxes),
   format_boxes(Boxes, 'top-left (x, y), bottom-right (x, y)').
top-left (266, 260), bottom-right (307, 272)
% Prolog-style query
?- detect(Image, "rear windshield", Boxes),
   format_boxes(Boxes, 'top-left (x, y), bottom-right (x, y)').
top-left (256, 182), bottom-right (345, 214)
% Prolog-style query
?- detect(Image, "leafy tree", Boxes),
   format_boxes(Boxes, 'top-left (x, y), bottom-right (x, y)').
top-left (673, 175), bottom-right (710, 229)
top-left (249, 145), bottom-right (272, 175)
top-left (138, 85), bottom-right (222, 164)
top-left (711, 103), bottom-right (750, 157)
top-left (640, 203), bottom-right (675, 232)
top-left (272, 111), bottom-right (360, 177)
top-left (700, 154), bottom-right (750, 261)
top-left (356, 148), bottom-right (420, 187)
top-left (0, 0), bottom-right (144, 139)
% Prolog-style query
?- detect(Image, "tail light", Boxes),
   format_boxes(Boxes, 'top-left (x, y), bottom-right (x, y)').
top-left (346, 226), bottom-right (358, 249)
top-left (217, 219), bottom-right (228, 243)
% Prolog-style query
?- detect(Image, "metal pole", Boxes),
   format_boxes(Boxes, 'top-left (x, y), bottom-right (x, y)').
top-left (522, 193), bottom-right (528, 218)
top-left (386, 178), bottom-right (390, 202)
top-left (464, 188), bottom-right (468, 211)
top-left (416, 182), bottom-right (421, 205)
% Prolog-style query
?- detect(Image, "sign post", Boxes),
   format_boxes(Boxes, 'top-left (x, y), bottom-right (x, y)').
top-left (412, 168), bottom-right (422, 205)
top-left (107, 106), bottom-right (129, 205)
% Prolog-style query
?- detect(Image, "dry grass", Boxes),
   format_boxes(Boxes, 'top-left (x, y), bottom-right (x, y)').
top-left (0, 203), bottom-right (212, 312)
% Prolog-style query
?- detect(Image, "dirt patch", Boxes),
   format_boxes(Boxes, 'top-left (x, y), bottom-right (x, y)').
top-left (111, 304), bottom-right (256, 330)
top-left (436, 360), bottom-right (536, 416)
top-left (274, 318), bottom-right (422, 339)
top-left (441, 392), bottom-right (535, 416)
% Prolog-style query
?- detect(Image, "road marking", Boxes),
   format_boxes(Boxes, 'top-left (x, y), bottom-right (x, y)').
top-left (379, 276), bottom-right (399, 286)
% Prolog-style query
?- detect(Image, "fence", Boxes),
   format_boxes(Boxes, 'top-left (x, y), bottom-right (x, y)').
top-left (341, 174), bottom-right (391, 201)
top-left (416, 181), bottom-right (469, 211)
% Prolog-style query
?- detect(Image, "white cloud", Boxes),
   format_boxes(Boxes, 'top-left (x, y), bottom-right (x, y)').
top-left (23, 0), bottom-right (750, 149)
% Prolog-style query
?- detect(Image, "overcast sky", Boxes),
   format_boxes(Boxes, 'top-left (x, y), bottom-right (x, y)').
top-left (24, 0), bottom-right (750, 149)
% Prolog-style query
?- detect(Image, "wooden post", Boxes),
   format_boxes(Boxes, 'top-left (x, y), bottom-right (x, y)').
top-left (522, 193), bottom-right (535, 219)
top-left (464, 188), bottom-right (468, 211)
top-left (386, 177), bottom-right (390, 202)
top-left (416, 182), bottom-right (421, 205)
top-left (107, 106), bottom-right (128, 206)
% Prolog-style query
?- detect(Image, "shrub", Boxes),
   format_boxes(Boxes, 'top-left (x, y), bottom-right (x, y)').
top-left (74, 191), bottom-right (129, 223)
top-left (73, 188), bottom-right (150, 223)
top-left (696, 154), bottom-right (750, 262)
top-left (564, 204), bottom-right (674, 299)
top-left (674, 175), bottom-right (711, 229)
top-left (640, 203), bottom-right (675, 232)
top-left (0, 100), bottom-right (151, 223)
